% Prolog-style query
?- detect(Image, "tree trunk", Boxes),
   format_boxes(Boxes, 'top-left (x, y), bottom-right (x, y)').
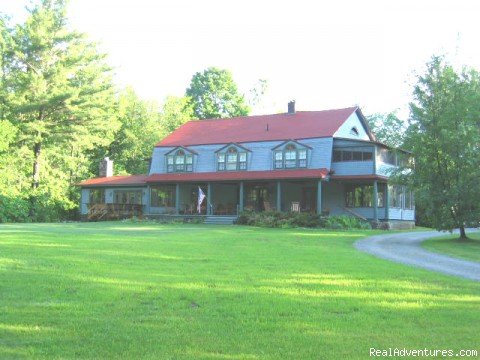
top-left (32, 142), bottom-right (42, 189)
top-left (459, 224), bottom-right (468, 240)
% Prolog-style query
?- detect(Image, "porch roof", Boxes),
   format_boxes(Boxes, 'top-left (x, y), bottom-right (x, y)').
top-left (146, 169), bottom-right (329, 183)
top-left (77, 175), bottom-right (148, 187)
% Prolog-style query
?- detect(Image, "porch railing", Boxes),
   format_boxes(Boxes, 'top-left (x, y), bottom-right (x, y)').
top-left (87, 203), bottom-right (143, 221)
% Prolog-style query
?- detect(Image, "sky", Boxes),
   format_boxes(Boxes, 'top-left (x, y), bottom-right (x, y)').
top-left (2, 0), bottom-right (480, 118)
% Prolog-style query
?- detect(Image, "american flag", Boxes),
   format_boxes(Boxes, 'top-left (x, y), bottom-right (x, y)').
top-left (197, 187), bottom-right (206, 214)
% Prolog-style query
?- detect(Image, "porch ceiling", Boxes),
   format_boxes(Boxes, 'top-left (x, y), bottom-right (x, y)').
top-left (147, 169), bottom-right (328, 183)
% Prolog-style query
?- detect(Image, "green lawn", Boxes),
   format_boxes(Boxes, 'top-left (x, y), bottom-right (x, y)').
top-left (0, 223), bottom-right (479, 359)
top-left (422, 231), bottom-right (480, 262)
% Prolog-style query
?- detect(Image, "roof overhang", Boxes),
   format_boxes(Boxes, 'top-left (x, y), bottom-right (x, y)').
top-left (77, 175), bottom-right (148, 187)
top-left (147, 169), bottom-right (329, 183)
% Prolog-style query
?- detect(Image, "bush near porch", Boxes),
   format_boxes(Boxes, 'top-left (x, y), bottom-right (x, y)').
top-left (236, 211), bottom-right (372, 229)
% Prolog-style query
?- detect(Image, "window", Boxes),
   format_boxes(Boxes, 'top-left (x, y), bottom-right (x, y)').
top-left (167, 149), bottom-right (193, 172)
top-left (89, 189), bottom-right (105, 204)
top-left (332, 149), bottom-right (374, 162)
top-left (405, 189), bottom-right (414, 209)
top-left (114, 190), bottom-right (143, 205)
top-left (379, 148), bottom-right (396, 165)
top-left (350, 127), bottom-right (359, 136)
top-left (333, 150), bottom-right (342, 162)
top-left (150, 185), bottom-right (175, 207)
top-left (274, 143), bottom-right (308, 169)
top-left (346, 185), bottom-right (384, 208)
top-left (389, 185), bottom-right (403, 208)
top-left (217, 147), bottom-right (247, 171)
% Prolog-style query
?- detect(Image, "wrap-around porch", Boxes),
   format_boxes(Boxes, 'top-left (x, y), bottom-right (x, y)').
top-left (147, 178), bottom-right (390, 221)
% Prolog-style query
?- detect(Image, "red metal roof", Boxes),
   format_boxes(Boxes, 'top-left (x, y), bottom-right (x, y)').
top-left (156, 107), bottom-right (358, 147)
top-left (146, 169), bottom-right (328, 183)
top-left (78, 175), bottom-right (148, 187)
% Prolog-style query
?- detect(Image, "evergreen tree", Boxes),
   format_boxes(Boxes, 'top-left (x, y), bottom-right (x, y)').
top-left (4, 0), bottom-right (117, 190)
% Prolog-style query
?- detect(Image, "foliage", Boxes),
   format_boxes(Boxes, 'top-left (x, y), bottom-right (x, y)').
top-left (324, 215), bottom-right (372, 230)
top-left (1, 223), bottom-right (478, 358)
top-left (402, 56), bottom-right (480, 239)
top-left (365, 111), bottom-right (408, 148)
top-left (186, 67), bottom-right (250, 119)
top-left (0, 0), bottom-right (117, 221)
top-left (0, 194), bottom-right (30, 222)
top-left (101, 87), bottom-right (162, 175)
top-left (159, 95), bottom-right (195, 136)
top-left (237, 211), bottom-right (371, 229)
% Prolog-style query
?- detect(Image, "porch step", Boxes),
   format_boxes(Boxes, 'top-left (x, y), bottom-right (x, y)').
top-left (204, 216), bottom-right (238, 225)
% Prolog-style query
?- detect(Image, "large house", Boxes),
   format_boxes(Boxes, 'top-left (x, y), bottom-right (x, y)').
top-left (78, 102), bottom-right (415, 228)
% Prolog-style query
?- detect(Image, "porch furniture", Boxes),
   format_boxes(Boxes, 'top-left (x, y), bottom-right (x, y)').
top-left (215, 204), bottom-right (225, 215)
top-left (225, 203), bottom-right (234, 215)
top-left (291, 201), bottom-right (300, 212)
top-left (263, 201), bottom-right (272, 211)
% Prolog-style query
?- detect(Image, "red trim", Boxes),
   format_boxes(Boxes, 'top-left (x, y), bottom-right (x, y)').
top-left (77, 175), bottom-right (148, 187)
top-left (147, 169), bottom-right (329, 183)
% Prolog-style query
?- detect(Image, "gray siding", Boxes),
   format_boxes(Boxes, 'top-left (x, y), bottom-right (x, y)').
top-left (331, 161), bottom-right (374, 175)
top-left (149, 138), bottom-right (333, 174)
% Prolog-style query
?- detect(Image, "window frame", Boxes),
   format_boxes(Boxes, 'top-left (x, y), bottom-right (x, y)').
top-left (332, 149), bottom-right (374, 162)
top-left (150, 185), bottom-right (175, 207)
top-left (345, 184), bottom-right (384, 208)
top-left (89, 189), bottom-right (105, 205)
top-left (273, 142), bottom-right (308, 169)
top-left (217, 146), bottom-right (247, 171)
top-left (166, 148), bottom-right (194, 173)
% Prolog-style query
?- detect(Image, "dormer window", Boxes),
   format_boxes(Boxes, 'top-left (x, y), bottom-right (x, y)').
top-left (217, 146), bottom-right (247, 171)
top-left (166, 148), bottom-right (193, 172)
top-left (350, 127), bottom-right (359, 136)
top-left (273, 141), bottom-right (309, 169)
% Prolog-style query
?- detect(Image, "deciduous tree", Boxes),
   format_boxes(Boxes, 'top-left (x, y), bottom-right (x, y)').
top-left (186, 67), bottom-right (249, 119)
top-left (404, 56), bottom-right (480, 239)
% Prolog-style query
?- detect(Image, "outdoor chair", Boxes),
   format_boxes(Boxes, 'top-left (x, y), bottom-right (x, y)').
top-left (291, 201), bottom-right (300, 212)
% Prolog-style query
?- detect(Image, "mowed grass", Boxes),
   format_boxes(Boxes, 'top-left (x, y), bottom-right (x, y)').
top-left (423, 232), bottom-right (480, 262)
top-left (0, 223), bottom-right (479, 359)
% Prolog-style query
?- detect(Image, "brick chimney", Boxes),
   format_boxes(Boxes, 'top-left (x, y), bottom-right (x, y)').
top-left (99, 157), bottom-right (113, 177)
top-left (288, 100), bottom-right (296, 114)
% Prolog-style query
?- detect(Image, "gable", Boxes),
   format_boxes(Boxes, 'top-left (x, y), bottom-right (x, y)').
top-left (333, 111), bottom-right (370, 140)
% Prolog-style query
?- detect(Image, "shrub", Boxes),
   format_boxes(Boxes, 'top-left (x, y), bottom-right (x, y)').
top-left (0, 194), bottom-right (30, 223)
top-left (236, 212), bottom-right (371, 230)
top-left (325, 215), bottom-right (371, 230)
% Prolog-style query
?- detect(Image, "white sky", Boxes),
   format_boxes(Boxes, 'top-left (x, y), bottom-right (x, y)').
top-left (2, 0), bottom-right (480, 118)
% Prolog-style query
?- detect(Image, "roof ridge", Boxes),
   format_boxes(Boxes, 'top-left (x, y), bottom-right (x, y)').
top-left (181, 106), bottom-right (358, 124)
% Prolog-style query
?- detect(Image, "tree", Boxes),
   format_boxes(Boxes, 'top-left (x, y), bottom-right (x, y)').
top-left (186, 67), bottom-right (250, 119)
top-left (105, 87), bottom-right (162, 174)
top-left (404, 56), bottom-right (480, 239)
top-left (366, 111), bottom-right (407, 148)
top-left (159, 95), bottom-right (195, 136)
top-left (4, 0), bottom-right (117, 190)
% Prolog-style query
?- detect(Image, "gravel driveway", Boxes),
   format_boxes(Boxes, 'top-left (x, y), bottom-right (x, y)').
top-left (355, 230), bottom-right (480, 281)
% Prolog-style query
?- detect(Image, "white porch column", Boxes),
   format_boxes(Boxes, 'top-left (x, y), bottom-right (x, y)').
top-left (316, 180), bottom-right (323, 215)
top-left (175, 183), bottom-right (180, 215)
top-left (373, 180), bottom-right (378, 222)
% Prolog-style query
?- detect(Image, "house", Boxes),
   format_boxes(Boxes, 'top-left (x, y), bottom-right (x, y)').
top-left (78, 102), bottom-right (415, 228)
